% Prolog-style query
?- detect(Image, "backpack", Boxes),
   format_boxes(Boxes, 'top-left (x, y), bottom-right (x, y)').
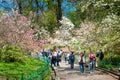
top-left (70, 54), bottom-right (75, 61)
top-left (44, 52), bottom-right (48, 57)
top-left (96, 52), bottom-right (99, 57)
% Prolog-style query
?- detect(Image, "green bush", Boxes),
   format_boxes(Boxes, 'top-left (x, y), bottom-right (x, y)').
top-left (0, 45), bottom-right (26, 63)
top-left (0, 58), bottom-right (46, 79)
top-left (0, 45), bottom-right (51, 80)
top-left (0, 48), bottom-right (2, 59)
top-left (111, 57), bottom-right (120, 62)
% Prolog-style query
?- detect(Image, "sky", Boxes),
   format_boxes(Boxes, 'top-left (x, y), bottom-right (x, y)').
top-left (0, 0), bottom-right (76, 16)
top-left (62, 0), bottom-right (76, 16)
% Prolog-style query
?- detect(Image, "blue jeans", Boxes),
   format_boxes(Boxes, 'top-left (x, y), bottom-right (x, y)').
top-left (90, 60), bottom-right (95, 73)
top-left (79, 63), bottom-right (85, 73)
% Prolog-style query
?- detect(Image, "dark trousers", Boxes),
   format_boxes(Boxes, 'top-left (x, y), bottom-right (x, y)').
top-left (70, 61), bottom-right (74, 69)
top-left (51, 56), bottom-right (57, 67)
top-left (57, 61), bottom-right (59, 66)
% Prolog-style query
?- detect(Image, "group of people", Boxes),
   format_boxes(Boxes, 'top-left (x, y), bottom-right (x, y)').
top-left (41, 48), bottom-right (63, 67)
top-left (63, 49), bottom-right (104, 74)
top-left (51, 50), bottom-right (63, 67)
top-left (38, 48), bottom-right (104, 74)
top-left (78, 49), bottom-right (104, 74)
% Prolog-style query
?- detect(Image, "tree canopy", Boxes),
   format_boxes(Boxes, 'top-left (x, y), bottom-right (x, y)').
top-left (0, 0), bottom-right (120, 60)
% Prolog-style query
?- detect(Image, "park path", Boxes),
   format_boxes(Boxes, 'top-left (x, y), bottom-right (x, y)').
top-left (55, 61), bottom-right (117, 80)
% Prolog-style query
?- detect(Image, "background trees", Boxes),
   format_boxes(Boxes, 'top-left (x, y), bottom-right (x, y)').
top-left (0, 0), bottom-right (119, 60)
top-left (68, 0), bottom-right (120, 61)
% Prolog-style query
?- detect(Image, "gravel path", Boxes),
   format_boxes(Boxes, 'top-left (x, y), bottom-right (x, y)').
top-left (56, 61), bottom-right (117, 80)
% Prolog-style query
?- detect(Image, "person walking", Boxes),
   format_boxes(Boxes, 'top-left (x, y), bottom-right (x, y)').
top-left (51, 52), bottom-right (54, 67)
top-left (79, 52), bottom-right (85, 74)
top-left (64, 52), bottom-right (67, 62)
top-left (51, 51), bottom-right (57, 67)
top-left (89, 51), bottom-right (96, 74)
top-left (69, 51), bottom-right (75, 69)
top-left (56, 52), bottom-right (61, 67)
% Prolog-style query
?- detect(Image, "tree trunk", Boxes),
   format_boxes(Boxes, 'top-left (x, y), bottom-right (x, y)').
top-left (35, 0), bottom-right (39, 14)
top-left (56, 0), bottom-right (62, 26)
top-left (17, 0), bottom-right (22, 14)
top-left (35, 0), bottom-right (39, 22)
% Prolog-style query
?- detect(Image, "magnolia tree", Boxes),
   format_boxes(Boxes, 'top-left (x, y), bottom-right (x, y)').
top-left (71, 22), bottom-right (96, 47)
top-left (0, 11), bottom-right (47, 51)
top-left (96, 14), bottom-right (120, 54)
top-left (51, 16), bottom-right (76, 46)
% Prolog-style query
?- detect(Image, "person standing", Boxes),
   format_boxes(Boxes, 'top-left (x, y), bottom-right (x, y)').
top-left (67, 53), bottom-right (70, 64)
top-left (95, 50), bottom-right (99, 67)
top-left (52, 51), bottom-right (57, 67)
top-left (56, 53), bottom-right (60, 67)
top-left (64, 52), bottom-right (67, 62)
top-left (69, 51), bottom-right (75, 69)
top-left (79, 52), bottom-right (85, 74)
top-left (99, 49), bottom-right (104, 61)
top-left (83, 51), bottom-right (87, 66)
top-left (47, 49), bottom-right (51, 57)
top-left (89, 51), bottom-right (96, 74)
top-left (42, 48), bottom-right (45, 57)
top-left (58, 50), bottom-right (62, 62)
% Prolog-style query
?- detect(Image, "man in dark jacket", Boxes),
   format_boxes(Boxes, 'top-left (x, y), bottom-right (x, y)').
top-left (99, 49), bottom-right (104, 61)
top-left (69, 51), bottom-right (75, 69)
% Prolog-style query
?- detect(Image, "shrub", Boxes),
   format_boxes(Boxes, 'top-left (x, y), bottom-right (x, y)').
top-left (0, 45), bottom-right (26, 63)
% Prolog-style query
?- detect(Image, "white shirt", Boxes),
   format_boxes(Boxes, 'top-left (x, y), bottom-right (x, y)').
top-left (53, 52), bottom-right (57, 56)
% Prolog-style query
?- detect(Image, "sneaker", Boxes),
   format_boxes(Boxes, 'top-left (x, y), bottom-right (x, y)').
top-left (90, 72), bottom-right (94, 74)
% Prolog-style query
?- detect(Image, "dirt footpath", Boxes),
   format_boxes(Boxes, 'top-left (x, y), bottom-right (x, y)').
top-left (56, 61), bottom-right (117, 80)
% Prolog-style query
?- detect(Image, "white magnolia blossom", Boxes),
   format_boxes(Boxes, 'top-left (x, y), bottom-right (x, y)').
top-left (51, 16), bottom-right (76, 46)
top-left (59, 16), bottom-right (74, 30)
top-left (102, 14), bottom-right (119, 25)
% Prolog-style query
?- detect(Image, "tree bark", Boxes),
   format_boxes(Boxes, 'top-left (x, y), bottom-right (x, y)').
top-left (19, 4), bottom-right (22, 14)
top-left (35, 0), bottom-right (39, 14)
top-left (56, 0), bottom-right (62, 26)
top-left (17, 0), bottom-right (22, 14)
top-left (35, 0), bottom-right (39, 22)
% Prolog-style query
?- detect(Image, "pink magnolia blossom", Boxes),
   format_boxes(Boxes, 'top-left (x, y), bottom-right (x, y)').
top-left (0, 11), bottom-right (48, 51)
top-left (14, 11), bottom-right (21, 17)
top-left (3, 14), bottom-right (10, 21)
